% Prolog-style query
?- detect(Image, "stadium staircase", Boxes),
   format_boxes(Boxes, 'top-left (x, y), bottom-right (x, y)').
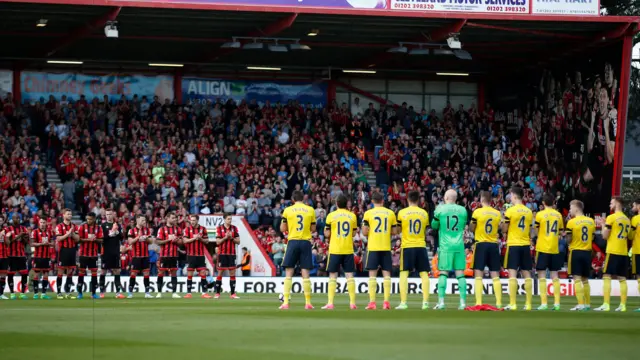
top-left (45, 166), bottom-right (82, 224)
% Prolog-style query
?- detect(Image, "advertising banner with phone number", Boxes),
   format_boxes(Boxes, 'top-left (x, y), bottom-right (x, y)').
top-left (390, 0), bottom-right (530, 13)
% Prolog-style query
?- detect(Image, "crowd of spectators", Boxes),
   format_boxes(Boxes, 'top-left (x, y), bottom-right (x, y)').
top-left (0, 62), bottom-right (619, 279)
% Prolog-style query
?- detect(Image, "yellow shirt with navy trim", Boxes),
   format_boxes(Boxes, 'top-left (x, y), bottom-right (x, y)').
top-left (565, 215), bottom-right (596, 252)
top-left (397, 206), bottom-right (429, 248)
top-left (362, 206), bottom-right (397, 251)
top-left (504, 204), bottom-right (533, 246)
top-left (604, 211), bottom-right (630, 256)
top-left (471, 206), bottom-right (501, 243)
top-left (281, 202), bottom-right (315, 241)
top-left (535, 208), bottom-right (564, 254)
top-left (326, 208), bottom-right (358, 255)
top-left (631, 215), bottom-right (640, 255)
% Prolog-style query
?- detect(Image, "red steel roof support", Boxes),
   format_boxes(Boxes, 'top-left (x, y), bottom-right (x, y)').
top-left (466, 22), bottom-right (587, 40)
top-left (45, 6), bottom-right (121, 57)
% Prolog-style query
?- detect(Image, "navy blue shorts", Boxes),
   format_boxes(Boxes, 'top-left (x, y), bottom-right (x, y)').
top-left (633, 254), bottom-right (640, 275)
top-left (535, 252), bottom-right (563, 272)
top-left (568, 250), bottom-right (592, 277)
top-left (400, 247), bottom-right (430, 273)
top-left (326, 254), bottom-right (355, 273)
top-left (504, 245), bottom-right (533, 271)
top-left (604, 254), bottom-right (628, 277)
top-left (472, 242), bottom-right (501, 272)
top-left (282, 240), bottom-right (313, 270)
top-left (365, 250), bottom-right (392, 272)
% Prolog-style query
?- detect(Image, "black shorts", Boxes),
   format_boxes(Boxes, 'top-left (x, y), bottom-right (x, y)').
top-left (604, 254), bottom-right (628, 277)
top-left (0, 258), bottom-right (8, 272)
top-left (326, 254), bottom-right (355, 273)
top-left (131, 257), bottom-right (150, 272)
top-left (400, 247), bottom-right (430, 273)
top-left (101, 253), bottom-right (121, 270)
top-left (188, 256), bottom-right (206, 271)
top-left (79, 256), bottom-right (98, 270)
top-left (504, 245), bottom-right (533, 271)
top-left (364, 250), bottom-right (392, 272)
top-left (472, 242), bottom-right (501, 272)
top-left (160, 257), bottom-right (179, 271)
top-left (58, 247), bottom-right (77, 268)
top-left (633, 254), bottom-right (640, 275)
top-left (535, 251), bottom-right (563, 272)
top-left (282, 240), bottom-right (313, 270)
top-left (568, 250), bottom-right (592, 277)
top-left (33, 258), bottom-right (51, 271)
top-left (9, 257), bottom-right (27, 273)
top-left (218, 254), bottom-right (237, 271)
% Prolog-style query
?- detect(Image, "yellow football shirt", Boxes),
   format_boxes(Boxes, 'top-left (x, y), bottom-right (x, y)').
top-left (604, 211), bottom-right (630, 256)
top-left (631, 215), bottom-right (640, 255)
top-left (504, 204), bottom-right (533, 246)
top-left (565, 215), bottom-right (595, 251)
top-left (397, 206), bottom-right (429, 248)
top-left (471, 206), bottom-right (501, 243)
top-left (535, 208), bottom-right (564, 254)
top-left (362, 206), bottom-right (397, 251)
top-left (281, 202), bottom-right (316, 241)
top-left (326, 209), bottom-right (358, 255)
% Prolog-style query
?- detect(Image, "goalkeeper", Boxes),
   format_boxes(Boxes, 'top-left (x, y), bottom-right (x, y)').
top-left (431, 189), bottom-right (468, 310)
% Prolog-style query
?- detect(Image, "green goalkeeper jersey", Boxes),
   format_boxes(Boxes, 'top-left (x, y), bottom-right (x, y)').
top-left (432, 203), bottom-right (468, 253)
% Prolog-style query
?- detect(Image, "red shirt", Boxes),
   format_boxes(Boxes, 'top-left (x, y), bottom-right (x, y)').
top-left (78, 223), bottom-right (104, 257)
top-left (32, 228), bottom-right (54, 259)
top-left (0, 232), bottom-right (7, 258)
top-left (128, 227), bottom-right (152, 258)
top-left (56, 222), bottom-right (79, 249)
top-left (157, 225), bottom-right (181, 258)
top-left (216, 225), bottom-right (239, 256)
top-left (183, 225), bottom-right (208, 257)
top-left (6, 225), bottom-right (29, 257)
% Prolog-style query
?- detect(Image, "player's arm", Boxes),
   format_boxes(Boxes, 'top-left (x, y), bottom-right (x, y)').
top-left (127, 230), bottom-right (139, 245)
top-left (602, 216), bottom-right (613, 241)
top-left (431, 210), bottom-right (440, 230)
top-left (629, 218), bottom-right (637, 241)
top-left (469, 212), bottom-right (478, 233)
top-left (324, 214), bottom-right (333, 239)
top-left (232, 228), bottom-right (240, 245)
top-left (564, 220), bottom-right (573, 244)
top-left (501, 209), bottom-right (511, 234)
top-left (390, 213), bottom-right (399, 235)
top-left (145, 233), bottom-right (155, 243)
top-left (71, 225), bottom-right (80, 242)
top-left (155, 229), bottom-right (172, 245)
top-left (280, 209), bottom-right (289, 234)
top-left (30, 230), bottom-right (41, 247)
top-left (310, 216), bottom-right (317, 234)
top-left (95, 227), bottom-right (104, 243)
top-left (182, 229), bottom-right (198, 244)
top-left (533, 213), bottom-right (541, 238)
top-left (78, 226), bottom-right (92, 242)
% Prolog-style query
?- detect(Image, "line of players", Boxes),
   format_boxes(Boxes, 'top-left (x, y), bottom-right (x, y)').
top-left (279, 188), bottom-right (640, 312)
top-left (0, 209), bottom-right (243, 300)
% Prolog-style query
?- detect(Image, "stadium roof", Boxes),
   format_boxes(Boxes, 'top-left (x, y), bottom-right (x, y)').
top-left (0, 2), bottom-right (638, 78)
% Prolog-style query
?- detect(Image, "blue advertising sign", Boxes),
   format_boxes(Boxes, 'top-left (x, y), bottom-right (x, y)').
top-left (20, 72), bottom-right (174, 104)
top-left (182, 78), bottom-right (327, 108)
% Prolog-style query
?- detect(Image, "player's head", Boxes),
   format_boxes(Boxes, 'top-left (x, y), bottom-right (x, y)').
top-left (569, 200), bottom-right (584, 217)
top-left (136, 214), bottom-right (146, 227)
top-left (542, 193), bottom-right (555, 208)
top-left (336, 194), bottom-right (348, 209)
top-left (166, 211), bottom-right (177, 225)
top-left (106, 208), bottom-right (116, 222)
top-left (444, 189), bottom-right (457, 204)
top-left (189, 214), bottom-right (199, 227)
top-left (633, 199), bottom-right (640, 214)
top-left (407, 190), bottom-right (420, 206)
top-left (480, 191), bottom-right (491, 206)
top-left (63, 208), bottom-right (72, 222)
top-left (371, 192), bottom-right (384, 206)
top-left (224, 213), bottom-right (233, 225)
top-left (292, 190), bottom-right (304, 203)
top-left (509, 186), bottom-right (524, 204)
top-left (86, 212), bottom-right (96, 225)
top-left (39, 218), bottom-right (47, 229)
top-left (610, 197), bottom-right (623, 212)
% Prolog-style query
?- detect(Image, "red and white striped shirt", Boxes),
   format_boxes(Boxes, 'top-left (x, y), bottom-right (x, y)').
top-left (128, 227), bottom-right (152, 258)
top-left (32, 228), bottom-right (54, 259)
top-left (78, 223), bottom-right (104, 257)
top-left (184, 225), bottom-right (208, 257)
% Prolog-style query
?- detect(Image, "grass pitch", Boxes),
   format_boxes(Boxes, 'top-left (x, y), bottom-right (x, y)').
top-left (1, 294), bottom-right (639, 360)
